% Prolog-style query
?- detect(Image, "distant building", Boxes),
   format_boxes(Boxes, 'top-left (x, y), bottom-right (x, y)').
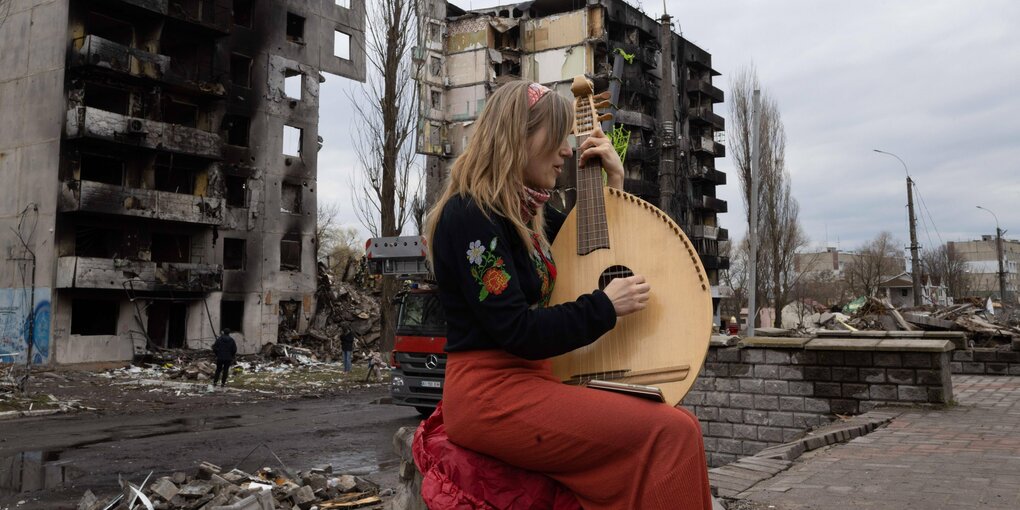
top-left (949, 235), bottom-right (1020, 300)
top-left (0, 0), bottom-right (366, 365)
top-left (795, 247), bottom-right (861, 279)
top-left (877, 272), bottom-right (951, 308)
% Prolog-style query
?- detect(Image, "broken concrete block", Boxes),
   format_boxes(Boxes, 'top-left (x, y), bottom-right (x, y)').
top-left (172, 472), bottom-right (188, 485)
top-left (208, 490), bottom-right (274, 510)
top-left (197, 461), bottom-right (222, 480)
top-left (186, 493), bottom-right (215, 509)
top-left (310, 464), bottom-right (333, 475)
top-left (210, 473), bottom-right (232, 487)
top-left (222, 469), bottom-right (253, 485)
top-left (353, 476), bottom-right (379, 493)
top-left (330, 475), bottom-right (357, 493)
top-left (178, 480), bottom-right (215, 497)
top-left (305, 473), bottom-right (327, 493)
top-left (149, 477), bottom-right (180, 501)
top-left (77, 490), bottom-right (98, 510)
top-left (290, 485), bottom-right (316, 510)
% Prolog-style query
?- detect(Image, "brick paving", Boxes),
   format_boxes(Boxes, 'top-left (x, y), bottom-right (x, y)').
top-left (737, 375), bottom-right (1020, 509)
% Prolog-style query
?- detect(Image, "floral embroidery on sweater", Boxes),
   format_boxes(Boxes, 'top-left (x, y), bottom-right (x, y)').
top-left (467, 238), bottom-right (511, 301)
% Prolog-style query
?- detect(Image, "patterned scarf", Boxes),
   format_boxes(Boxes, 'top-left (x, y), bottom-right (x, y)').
top-left (520, 186), bottom-right (551, 223)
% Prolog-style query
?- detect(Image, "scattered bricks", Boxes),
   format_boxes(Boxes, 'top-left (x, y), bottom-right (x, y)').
top-left (767, 411), bottom-right (794, 427)
top-left (778, 365), bottom-right (805, 381)
top-left (814, 382), bottom-right (842, 398)
top-left (778, 396), bottom-right (805, 412)
top-left (962, 362), bottom-right (985, 374)
top-left (973, 349), bottom-right (998, 362)
top-left (842, 383), bottom-right (870, 400)
top-left (706, 391), bottom-right (730, 406)
top-left (886, 369), bottom-right (915, 384)
top-left (859, 368), bottom-right (886, 383)
top-left (764, 349), bottom-right (791, 364)
top-left (872, 353), bottom-right (902, 367)
top-left (744, 410), bottom-right (770, 425)
top-left (742, 440), bottom-right (769, 456)
top-left (741, 349), bottom-right (765, 364)
top-left (755, 442), bottom-right (805, 462)
top-left (869, 384), bottom-right (898, 400)
top-left (898, 385), bottom-right (928, 402)
top-left (816, 351), bottom-right (844, 365)
top-left (758, 426), bottom-right (785, 442)
top-left (717, 439), bottom-right (743, 455)
top-left (709, 422), bottom-right (734, 438)
top-left (696, 406), bottom-right (720, 421)
top-left (781, 428), bottom-right (802, 443)
top-left (754, 395), bottom-right (780, 411)
top-left (803, 366), bottom-right (831, 381)
top-left (290, 485), bottom-right (316, 510)
top-left (196, 462), bottom-right (221, 481)
top-left (803, 398), bottom-right (830, 413)
top-left (763, 380), bottom-right (789, 395)
top-left (172, 472), bottom-right (188, 485)
top-left (714, 378), bottom-right (740, 392)
top-left (734, 424), bottom-right (758, 440)
top-left (789, 350), bottom-right (817, 365)
top-left (730, 393), bottom-right (754, 409)
top-left (718, 347), bottom-right (742, 362)
top-left (719, 408), bottom-right (744, 423)
top-left (843, 351), bottom-right (873, 367)
top-left (804, 435), bottom-right (826, 450)
top-left (754, 364), bottom-right (779, 379)
top-left (739, 379), bottom-right (764, 394)
top-left (952, 350), bottom-right (973, 362)
top-left (902, 353), bottom-right (933, 368)
top-left (986, 363), bottom-right (1009, 375)
top-left (728, 363), bottom-right (753, 377)
top-left (788, 381), bottom-right (814, 395)
top-left (150, 478), bottom-right (179, 501)
top-left (178, 480), bottom-right (215, 498)
top-left (830, 367), bottom-right (858, 382)
top-left (829, 399), bottom-right (859, 414)
top-left (683, 390), bottom-right (706, 406)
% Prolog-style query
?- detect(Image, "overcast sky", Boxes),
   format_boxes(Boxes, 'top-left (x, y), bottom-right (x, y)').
top-left (317, 0), bottom-right (1020, 254)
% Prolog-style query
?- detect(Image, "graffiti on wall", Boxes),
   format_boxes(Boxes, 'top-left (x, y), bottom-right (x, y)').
top-left (0, 288), bottom-right (51, 365)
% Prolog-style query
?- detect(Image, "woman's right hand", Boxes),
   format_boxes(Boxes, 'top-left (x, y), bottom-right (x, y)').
top-left (603, 275), bottom-right (651, 317)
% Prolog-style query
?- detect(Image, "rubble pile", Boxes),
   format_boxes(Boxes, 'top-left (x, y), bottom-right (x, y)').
top-left (78, 461), bottom-right (384, 510)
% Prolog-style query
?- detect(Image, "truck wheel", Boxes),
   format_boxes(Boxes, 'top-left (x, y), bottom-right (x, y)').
top-left (415, 406), bottom-right (436, 417)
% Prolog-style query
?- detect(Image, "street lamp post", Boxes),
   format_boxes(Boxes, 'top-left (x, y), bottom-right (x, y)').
top-left (874, 150), bottom-right (922, 306)
top-left (976, 206), bottom-right (1007, 302)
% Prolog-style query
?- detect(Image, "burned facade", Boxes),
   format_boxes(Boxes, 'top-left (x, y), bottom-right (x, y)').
top-left (0, 0), bottom-right (365, 364)
top-left (415, 0), bottom-right (729, 314)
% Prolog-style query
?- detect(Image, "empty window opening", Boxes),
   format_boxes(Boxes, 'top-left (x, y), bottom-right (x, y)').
top-left (334, 30), bottom-right (351, 59)
top-left (223, 115), bottom-right (250, 147)
top-left (71, 299), bottom-right (119, 335)
top-left (278, 300), bottom-right (300, 332)
top-left (223, 238), bottom-right (246, 270)
top-left (280, 232), bottom-right (302, 271)
top-left (282, 125), bottom-right (302, 156)
top-left (430, 90), bottom-right (442, 109)
top-left (430, 56), bottom-right (442, 76)
top-left (162, 98), bottom-right (199, 128)
top-left (84, 83), bottom-right (129, 115)
top-left (334, 0), bottom-right (351, 8)
top-left (233, 0), bottom-right (253, 28)
top-left (86, 11), bottom-right (134, 46)
top-left (151, 233), bottom-right (191, 263)
top-left (284, 70), bottom-right (302, 100)
top-left (162, 38), bottom-right (211, 82)
top-left (286, 13), bottom-right (305, 43)
top-left (281, 183), bottom-right (302, 214)
top-left (80, 154), bottom-right (124, 185)
top-left (225, 175), bottom-right (248, 207)
top-left (231, 53), bottom-right (252, 87)
top-left (147, 301), bottom-right (186, 349)
top-left (154, 167), bottom-right (196, 194)
top-left (75, 226), bottom-right (120, 258)
top-left (428, 23), bottom-right (439, 42)
top-left (221, 299), bottom-right (244, 333)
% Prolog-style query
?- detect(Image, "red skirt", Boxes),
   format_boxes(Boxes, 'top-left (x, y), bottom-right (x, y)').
top-left (441, 349), bottom-right (713, 510)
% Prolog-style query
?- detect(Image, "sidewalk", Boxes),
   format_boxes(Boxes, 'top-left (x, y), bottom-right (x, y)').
top-left (734, 375), bottom-right (1020, 509)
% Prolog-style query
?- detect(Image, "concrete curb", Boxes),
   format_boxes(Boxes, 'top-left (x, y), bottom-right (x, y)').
top-left (0, 408), bottom-right (63, 421)
top-left (709, 410), bottom-right (900, 499)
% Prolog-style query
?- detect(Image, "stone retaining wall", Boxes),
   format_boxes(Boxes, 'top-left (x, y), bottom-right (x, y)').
top-left (950, 348), bottom-right (1020, 375)
top-left (682, 337), bottom-right (954, 466)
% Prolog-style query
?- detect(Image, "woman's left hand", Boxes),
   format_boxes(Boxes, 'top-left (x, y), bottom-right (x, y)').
top-left (579, 127), bottom-right (624, 190)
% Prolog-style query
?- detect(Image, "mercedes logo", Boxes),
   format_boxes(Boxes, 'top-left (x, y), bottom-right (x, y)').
top-left (425, 354), bottom-right (439, 370)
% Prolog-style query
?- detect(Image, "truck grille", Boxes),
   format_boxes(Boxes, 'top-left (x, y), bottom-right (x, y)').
top-left (395, 352), bottom-right (447, 377)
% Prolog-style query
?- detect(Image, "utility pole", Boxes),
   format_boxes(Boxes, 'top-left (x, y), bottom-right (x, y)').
top-left (977, 206), bottom-right (1007, 302)
top-left (747, 90), bottom-right (760, 336)
top-left (657, 14), bottom-right (676, 216)
top-left (874, 150), bottom-right (921, 306)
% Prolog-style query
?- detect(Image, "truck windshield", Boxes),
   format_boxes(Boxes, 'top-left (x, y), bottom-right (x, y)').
top-left (397, 292), bottom-right (446, 336)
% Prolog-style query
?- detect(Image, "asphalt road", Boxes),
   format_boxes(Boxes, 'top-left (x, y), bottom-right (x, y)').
top-left (0, 386), bottom-right (421, 509)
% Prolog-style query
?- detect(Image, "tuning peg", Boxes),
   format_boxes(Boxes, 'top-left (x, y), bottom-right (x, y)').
top-left (594, 100), bottom-right (611, 109)
top-left (597, 113), bottom-right (613, 122)
top-left (595, 91), bottom-right (611, 100)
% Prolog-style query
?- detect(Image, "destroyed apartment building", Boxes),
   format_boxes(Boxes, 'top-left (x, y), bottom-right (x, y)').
top-left (415, 0), bottom-right (730, 316)
top-left (0, 0), bottom-right (365, 364)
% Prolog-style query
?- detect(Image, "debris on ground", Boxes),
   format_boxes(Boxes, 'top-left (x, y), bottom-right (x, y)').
top-left (79, 461), bottom-right (387, 510)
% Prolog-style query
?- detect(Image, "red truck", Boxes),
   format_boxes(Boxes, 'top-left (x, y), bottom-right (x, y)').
top-left (365, 236), bottom-right (446, 416)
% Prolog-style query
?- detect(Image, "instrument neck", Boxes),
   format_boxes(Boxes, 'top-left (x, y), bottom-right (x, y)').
top-left (576, 136), bottom-right (610, 255)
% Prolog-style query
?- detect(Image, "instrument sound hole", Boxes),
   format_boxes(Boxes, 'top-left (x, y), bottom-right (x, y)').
top-left (598, 265), bottom-right (635, 291)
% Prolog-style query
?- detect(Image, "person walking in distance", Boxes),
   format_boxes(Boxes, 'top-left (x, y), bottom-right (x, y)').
top-left (340, 323), bottom-right (356, 373)
top-left (212, 329), bottom-right (237, 388)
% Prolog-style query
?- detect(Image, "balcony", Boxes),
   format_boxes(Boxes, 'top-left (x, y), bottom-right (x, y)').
top-left (718, 228), bottom-right (729, 241)
top-left (72, 35), bottom-right (169, 80)
top-left (615, 109), bottom-right (656, 131)
top-left (700, 255), bottom-right (730, 270)
top-left (109, 0), bottom-right (230, 35)
top-left (688, 107), bottom-right (725, 130)
top-left (626, 144), bottom-right (659, 162)
top-left (613, 43), bottom-right (658, 69)
top-left (691, 137), bottom-right (726, 158)
top-left (56, 256), bottom-right (222, 293)
top-left (59, 180), bottom-right (224, 226)
top-left (691, 166), bottom-right (727, 185)
top-left (685, 79), bottom-right (724, 103)
top-left (690, 225), bottom-right (720, 240)
top-left (696, 195), bottom-right (728, 213)
top-left (65, 107), bottom-right (222, 159)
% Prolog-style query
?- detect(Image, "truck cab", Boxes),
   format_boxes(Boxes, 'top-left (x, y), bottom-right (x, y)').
top-left (365, 236), bottom-right (448, 416)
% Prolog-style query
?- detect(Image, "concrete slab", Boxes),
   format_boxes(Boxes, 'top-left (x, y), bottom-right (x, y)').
top-left (740, 337), bottom-right (812, 348)
top-left (804, 338), bottom-right (882, 350)
top-left (874, 339), bottom-right (954, 352)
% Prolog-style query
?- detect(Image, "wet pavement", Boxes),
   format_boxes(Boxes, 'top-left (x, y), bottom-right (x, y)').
top-left (736, 375), bottom-right (1020, 509)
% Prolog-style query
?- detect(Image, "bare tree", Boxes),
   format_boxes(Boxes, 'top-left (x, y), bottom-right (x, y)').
top-left (845, 231), bottom-right (904, 298)
top-left (729, 64), bottom-right (808, 327)
top-left (347, 0), bottom-right (422, 353)
top-left (921, 243), bottom-right (969, 299)
top-left (0, 0), bottom-right (12, 32)
top-left (316, 200), bottom-right (344, 260)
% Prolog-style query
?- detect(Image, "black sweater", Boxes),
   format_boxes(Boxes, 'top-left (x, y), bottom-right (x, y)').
top-left (432, 195), bottom-right (617, 360)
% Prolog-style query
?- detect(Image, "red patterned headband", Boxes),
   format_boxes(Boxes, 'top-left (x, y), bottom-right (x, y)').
top-left (527, 82), bottom-right (551, 108)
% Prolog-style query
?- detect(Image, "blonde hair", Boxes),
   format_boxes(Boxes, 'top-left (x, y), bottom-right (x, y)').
top-left (425, 81), bottom-right (574, 263)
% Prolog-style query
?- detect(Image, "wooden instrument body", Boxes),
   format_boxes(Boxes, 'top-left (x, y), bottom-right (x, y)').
top-left (548, 187), bottom-right (713, 405)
